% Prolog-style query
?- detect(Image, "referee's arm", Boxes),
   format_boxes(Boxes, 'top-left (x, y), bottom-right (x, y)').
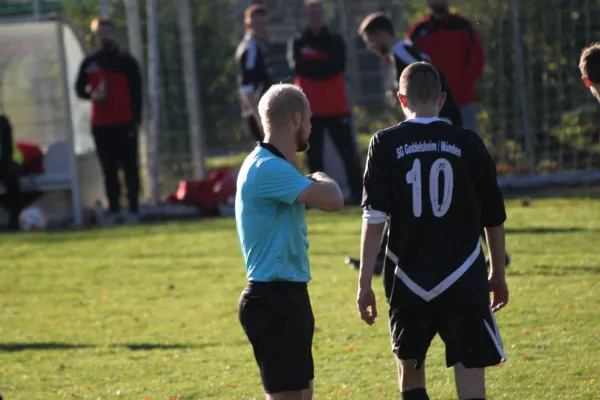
top-left (259, 159), bottom-right (343, 212)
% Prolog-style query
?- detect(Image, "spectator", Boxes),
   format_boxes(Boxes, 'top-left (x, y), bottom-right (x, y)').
top-left (408, 0), bottom-right (485, 132)
top-left (0, 111), bottom-right (22, 230)
top-left (236, 4), bottom-right (273, 142)
top-left (288, 0), bottom-right (363, 204)
top-left (358, 12), bottom-right (463, 127)
top-left (75, 18), bottom-right (143, 225)
top-left (580, 43), bottom-right (600, 103)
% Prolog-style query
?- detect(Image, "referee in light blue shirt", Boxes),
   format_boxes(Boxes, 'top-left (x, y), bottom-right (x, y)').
top-left (236, 83), bottom-right (344, 399)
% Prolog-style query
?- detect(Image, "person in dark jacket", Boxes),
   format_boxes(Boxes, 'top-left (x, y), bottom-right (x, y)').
top-left (287, 0), bottom-right (363, 204)
top-left (407, 0), bottom-right (485, 133)
top-left (0, 112), bottom-right (22, 230)
top-left (75, 18), bottom-right (143, 225)
top-left (358, 12), bottom-right (462, 127)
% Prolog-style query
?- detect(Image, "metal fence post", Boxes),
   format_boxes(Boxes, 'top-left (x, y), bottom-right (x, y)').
top-left (176, 0), bottom-right (206, 179)
top-left (146, 0), bottom-right (161, 203)
top-left (510, 0), bottom-right (535, 174)
top-left (124, 0), bottom-right (152, 204)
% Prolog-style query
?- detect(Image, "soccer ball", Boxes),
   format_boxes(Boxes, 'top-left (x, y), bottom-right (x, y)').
top-left (19, 206), bottom-right (48, 232)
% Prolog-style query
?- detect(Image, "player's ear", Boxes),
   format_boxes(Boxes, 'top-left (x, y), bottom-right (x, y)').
top-left (583, 76), bottom-right (592, 88)
top-left (397, 92), bottom-right (408, 108)
top-left (437, 91), bottom-right (447, 109)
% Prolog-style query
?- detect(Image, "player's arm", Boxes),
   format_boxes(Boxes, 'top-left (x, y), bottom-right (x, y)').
top-left (358, 134), bottom-right (390, 324)
top-left (291, 35), bottom-right (345, 79)
top-left (75, 58), bottom-right (91, 100)
top-left (0, 114), bottom-right (13, 164)
top-left (473, 136), bottom-right (509, 311)
top-left (238, 48), bottom-right (263, 130)
top-left (360, 134), bottom-right (389, 286)
top-left (126, 54), bottom-right (143, 127)
top-left (297, 172), bottom-right (344, 212)
top-left (260, 159), bottom-right (344, 212)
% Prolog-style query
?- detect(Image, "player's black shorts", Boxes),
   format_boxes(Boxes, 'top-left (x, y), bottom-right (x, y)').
top-left (247, 115), bottom-right (263, 141)
top-left (238, 281), bottom-right (315, 394)
top-left (389, 301), bottom-right (506, 369)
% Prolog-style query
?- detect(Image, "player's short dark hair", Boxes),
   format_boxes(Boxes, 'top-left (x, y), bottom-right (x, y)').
top-left (244, 4), bottom-right (268, 25)
top-left (399, 62), bottom-right (442, 106)
top-left (358, 12), bottom-right (394, 36)
top-left (97, 18), bottom-right (115, 29)
top-left (580, 43), bottom-right (600, 84)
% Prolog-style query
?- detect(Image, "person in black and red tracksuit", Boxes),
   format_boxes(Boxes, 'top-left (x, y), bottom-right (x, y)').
top-left (76, 18), bottom-right (142, 225)
top-left (407, 0), bottom-right (485, 134)
top-left (287, 0), bottom-right (363, 204)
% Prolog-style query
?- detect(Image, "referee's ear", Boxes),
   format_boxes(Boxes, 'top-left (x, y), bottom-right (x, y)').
top-left (437, 91), bottom-right (447, 110)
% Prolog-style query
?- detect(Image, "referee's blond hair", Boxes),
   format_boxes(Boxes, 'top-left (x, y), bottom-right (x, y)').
top-left (258, 84), bottom-right (309, 128)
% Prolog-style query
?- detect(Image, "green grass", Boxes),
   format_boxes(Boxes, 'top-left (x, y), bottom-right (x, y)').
top-left (1, 192), bottom-right (600, 399)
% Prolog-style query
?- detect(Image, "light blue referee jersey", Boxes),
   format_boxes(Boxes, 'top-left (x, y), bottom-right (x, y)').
top-left (235, 144), bottom-right (313, 282)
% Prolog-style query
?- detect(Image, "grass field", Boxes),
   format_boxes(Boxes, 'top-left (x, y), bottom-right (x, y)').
top-left (1, 190), bottom-right (599, 399)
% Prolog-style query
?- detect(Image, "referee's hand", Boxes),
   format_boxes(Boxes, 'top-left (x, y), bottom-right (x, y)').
top-left (357, 286), bottom-right (377, 325)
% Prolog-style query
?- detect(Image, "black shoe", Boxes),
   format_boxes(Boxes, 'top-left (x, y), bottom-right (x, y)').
top-left (345, 256), bottom-right (360, 270)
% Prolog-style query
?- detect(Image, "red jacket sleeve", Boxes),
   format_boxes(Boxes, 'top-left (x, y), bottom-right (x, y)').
top-left (407, 18), bottom-right (426, 41)
top-left (467, 21), bottom-right (485, 81)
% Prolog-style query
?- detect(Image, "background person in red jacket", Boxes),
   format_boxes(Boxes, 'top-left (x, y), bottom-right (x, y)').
top-left (76, 18), bottom-right (143, 225)
top-left (287, 0), bottom-right (363, 204)
top-left (408, 0), bottom-right (485, 133)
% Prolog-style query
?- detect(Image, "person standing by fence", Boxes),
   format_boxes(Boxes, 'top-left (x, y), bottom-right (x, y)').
top-left (408, 0), bottom-right (485, 133)
top-left (236, 4), bottom-right (273, 142)
top-left (75, 18), bottom-right (143, 225)
top-left (287, 0), bottom-right (363, 204)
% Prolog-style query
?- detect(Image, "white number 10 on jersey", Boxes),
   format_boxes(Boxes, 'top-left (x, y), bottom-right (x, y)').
top-left (406, 158), bottom-right (454, 218)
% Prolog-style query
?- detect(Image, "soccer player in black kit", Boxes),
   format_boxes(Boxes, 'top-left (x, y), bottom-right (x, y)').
top-left (357, 62), bottom-right (509, 400)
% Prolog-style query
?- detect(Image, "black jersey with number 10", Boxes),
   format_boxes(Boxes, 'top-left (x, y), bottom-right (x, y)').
top-left (362, 119), bottom-right (506, 308)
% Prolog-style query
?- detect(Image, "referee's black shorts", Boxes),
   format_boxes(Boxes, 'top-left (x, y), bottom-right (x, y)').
top-left (389, 300), bottom-right (506, 369)
top-left (238, 281), bottom-right (315, 394)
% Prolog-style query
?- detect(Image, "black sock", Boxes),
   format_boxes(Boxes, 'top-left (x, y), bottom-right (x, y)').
top-left (402, 388), bottom-right (429, 400)
top-left (465, 398), bottom-right (486, 400)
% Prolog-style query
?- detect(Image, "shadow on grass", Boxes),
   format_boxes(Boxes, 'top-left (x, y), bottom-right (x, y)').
top-left (509, 265), bottom-right (600, 277)
top-left (0, 342), bottom-right (224, 352)
top-left (0, 342), bottom-right (93, 352)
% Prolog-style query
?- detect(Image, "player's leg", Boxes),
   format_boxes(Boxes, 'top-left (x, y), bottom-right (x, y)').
top-left (239, 282), bottom-right (315, 399)
top-left (119, 125), bottom-right (141, 220)
top-left (389, 306), bottom-right (436, 399)
top-left (439, 304), bottom-right (505, 400)
top-left (247, 115), bottom-right (263, 142)
top-left (325, 116), bottom-right (363, 203)
top-left (0, 161), bottom-right (21, 230)
top-left (453, 363), bottom-right (485, 399)
top-left (306, 118), bottom-right (325, 174)
top-left (92, 127), bottom-right (121, 222)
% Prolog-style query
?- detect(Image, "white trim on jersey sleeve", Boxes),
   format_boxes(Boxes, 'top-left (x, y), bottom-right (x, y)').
top-left (239, 85), bottom-right (254, 95)
top-left (392, 40), bottom-right (419, 65)
top-left (245, 37), bottom-right (258, 70)
top-left (362, 208), bottom-right (388, 224)
top-left (387, 241), bottom-right (481, 301)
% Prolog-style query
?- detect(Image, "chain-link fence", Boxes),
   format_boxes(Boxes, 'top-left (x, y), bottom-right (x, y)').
top-left (2, 0), bottom-right (600, 201)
